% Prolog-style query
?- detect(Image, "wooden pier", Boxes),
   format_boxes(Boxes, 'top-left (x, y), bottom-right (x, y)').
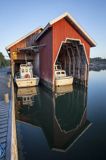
top-left (0, 101), bottom-right (9, 160)
top-left (0, 70), bottom-right (18, 160)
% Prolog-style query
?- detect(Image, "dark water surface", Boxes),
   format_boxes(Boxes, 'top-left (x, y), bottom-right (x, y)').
top-left (15, 71), bottom-right (106, 160)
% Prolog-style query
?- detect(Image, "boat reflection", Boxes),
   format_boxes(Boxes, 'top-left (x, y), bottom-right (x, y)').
top-left (16, 87), bottom-right (39, 107)
top-left (16, 85), bottom-right (91, 152)
top-left (55, 85), bottom-right (73, 96)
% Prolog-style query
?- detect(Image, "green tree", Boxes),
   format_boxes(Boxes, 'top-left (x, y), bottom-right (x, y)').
top-left (0, 52), bottom-right (10, 67)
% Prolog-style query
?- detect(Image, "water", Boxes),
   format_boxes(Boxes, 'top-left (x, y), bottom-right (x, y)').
top-left (15, 70), bottom-right (106, 160)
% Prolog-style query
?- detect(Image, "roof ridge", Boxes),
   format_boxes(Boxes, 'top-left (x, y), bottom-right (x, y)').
top-left (36, 12), bottom-right (96, 47)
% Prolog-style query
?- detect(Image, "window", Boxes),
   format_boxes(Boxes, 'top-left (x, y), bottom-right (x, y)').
top-left (58, 65), bottom-right (62, 69)
top-left (27, 97), bottom-right (29, 100)
top-left (24, 97), bottom-right (26, 101)
top-left (57, 72), bottom-right (60, 74)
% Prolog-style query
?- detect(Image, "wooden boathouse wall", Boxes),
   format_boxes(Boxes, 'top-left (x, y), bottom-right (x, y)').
top-left (52, 18), bottom-right (91, 64)
top-left (37, 28), bottom-right (53, 89)
top-left (9, 29), bottom-right (41, 60)
top-left (36, 14), bottom-right (96, 90)
top-left (52, 18), bottom-right (92, 88)
top-left (7, 28), bottom-right (42, 76)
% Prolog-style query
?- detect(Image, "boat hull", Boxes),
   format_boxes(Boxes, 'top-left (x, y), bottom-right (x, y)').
top-left (15, 77), bottom-right (39, 88)
top-left (55, 76), bottom-right (73, 86)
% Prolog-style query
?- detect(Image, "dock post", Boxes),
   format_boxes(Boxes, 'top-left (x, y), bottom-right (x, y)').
top-left (4, 93), bottom-right (9, 103)
top-left (8, 81), bottom-right (11, 88)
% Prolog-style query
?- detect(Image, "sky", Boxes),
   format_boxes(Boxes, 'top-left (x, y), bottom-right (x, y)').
top-left (0, 0), bottom-right (106, 58)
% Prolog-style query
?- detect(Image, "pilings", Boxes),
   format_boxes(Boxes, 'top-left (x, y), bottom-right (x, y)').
top-left (0, 68), bottom-right (18, 160)
top-left (0, 101), bottom-right (9, 160)
top-left (4, 94), bottom-right (9, 103)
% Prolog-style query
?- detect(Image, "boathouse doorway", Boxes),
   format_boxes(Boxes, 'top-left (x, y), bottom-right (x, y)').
top-left (55, 39), bottom-right (89, 85)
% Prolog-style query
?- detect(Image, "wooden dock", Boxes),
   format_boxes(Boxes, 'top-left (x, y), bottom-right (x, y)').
top-left (0, 101), bottom-right (9, 160)
top-left (0, 69), bottom-right (18, 160)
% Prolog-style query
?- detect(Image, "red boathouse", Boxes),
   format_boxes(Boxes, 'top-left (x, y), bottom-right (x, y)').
top-left (6, 12), bottom-right (96, 91)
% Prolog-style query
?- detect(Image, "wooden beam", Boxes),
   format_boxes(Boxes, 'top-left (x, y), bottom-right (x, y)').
top-left (18, 44), bottom-right (46, 52)
top-left (68, 46), bottom-right (75, 77)
top-left (66, 45), bottom-right (71, 75)
top-left (75, 42), bottom-right (81, 79)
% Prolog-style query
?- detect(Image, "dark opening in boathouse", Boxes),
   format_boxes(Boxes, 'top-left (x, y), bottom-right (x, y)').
top-left (6, 12), bottom-right (96, 91)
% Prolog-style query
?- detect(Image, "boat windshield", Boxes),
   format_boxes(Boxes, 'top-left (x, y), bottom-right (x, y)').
top-left (55, 65), bottom-right (62, 70)
top-left (57, 72), bottom-right (60, 74)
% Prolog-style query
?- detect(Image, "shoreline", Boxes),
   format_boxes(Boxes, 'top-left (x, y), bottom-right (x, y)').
top-left (89, 58), bottom-right (106, 71)
top-left (89, 63), bottom-right (106, 71)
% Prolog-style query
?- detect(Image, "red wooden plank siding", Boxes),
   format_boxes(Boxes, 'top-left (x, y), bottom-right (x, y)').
top-left (9, 29), bottom-right (42, 55)
top-left (10, 40), bottom-right (26, 53)
top-left (38, 29), bottom-right (53, 84)
top-left (52, 18), bottom-right (91, 65)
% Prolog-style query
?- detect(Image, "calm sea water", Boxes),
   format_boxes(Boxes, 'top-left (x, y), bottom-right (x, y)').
top-left (15, 70), bottom-right (106, 160)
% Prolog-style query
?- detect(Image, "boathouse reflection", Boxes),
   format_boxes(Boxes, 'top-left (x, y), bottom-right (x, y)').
top-left (16, 85), bottom-right (91, 151)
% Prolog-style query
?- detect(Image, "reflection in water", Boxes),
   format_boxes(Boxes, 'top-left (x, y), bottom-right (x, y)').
top-left (53, 86), bottom-right (90, 151)
top-left (16, 85), bottom-right (91, 153)
top-left (17, 87), bottom-right (38, 106)
top-left (55, 85), bottom-right (73, 95)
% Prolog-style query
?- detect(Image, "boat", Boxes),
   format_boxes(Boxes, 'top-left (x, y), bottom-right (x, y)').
top-left (55, 64), bottom-right (73, 86)
top-left (15, 62), bottom-right (39, 88)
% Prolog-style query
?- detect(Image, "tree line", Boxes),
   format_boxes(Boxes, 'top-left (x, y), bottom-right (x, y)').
top-left (0, 52), bottom-right (10, 68)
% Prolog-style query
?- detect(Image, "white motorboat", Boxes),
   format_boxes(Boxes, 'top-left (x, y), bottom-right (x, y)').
top-left (15, 62), bottom-right (39, 88)
top-left (55, 65), bottom-right (73, 86)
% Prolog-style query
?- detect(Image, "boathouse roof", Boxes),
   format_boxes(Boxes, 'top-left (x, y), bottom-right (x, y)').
top-left (6, 12), bottom-right (96, 52)
top-left (6, 27), bottom-right (42, 51)
top-left (36, 12), bottom-right (96, 47)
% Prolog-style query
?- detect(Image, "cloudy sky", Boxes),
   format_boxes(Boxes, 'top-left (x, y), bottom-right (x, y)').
top-left (0, 0), bottom-right (105, 58)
